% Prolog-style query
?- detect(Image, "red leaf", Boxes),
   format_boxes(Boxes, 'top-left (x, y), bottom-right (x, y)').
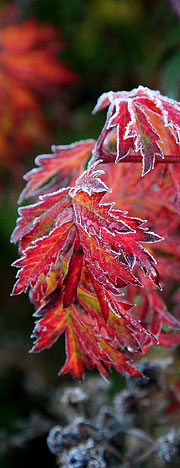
top-left (19, 140), bottom-right (95, 203)
top-left (60, 324), bottom-right (91, 380)
top-left (158, 332), bottom-right (180, 347)
top-left (62, 237), bottom-right (84, 308)
top-left (12, 164), bottom-right (162, 299)
top-left (30, 284), bottom-right (141, 379)
top-left (12, 86), bottom-right (180, 380)
top-left (91, 86), bottom-right (180, 175)
top-left (0, 8), bottom-right (78, 169)
top-left (11, 188), bottom-right (70, 250)
top-left (31, 288), bottom-right (67, 351)
top-left (71, 165), bottom-right (162, 289)
top-left (12, 219), bottom-right (73, 295)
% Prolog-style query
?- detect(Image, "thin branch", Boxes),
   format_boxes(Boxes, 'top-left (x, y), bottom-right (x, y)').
top-left (92, 149), bottom-right (180, 164)
top-left (116, 154), bottom-right (180, 164)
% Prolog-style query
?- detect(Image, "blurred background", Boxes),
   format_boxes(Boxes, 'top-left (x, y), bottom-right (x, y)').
top-left (0, 1), bottom-right (180, 466)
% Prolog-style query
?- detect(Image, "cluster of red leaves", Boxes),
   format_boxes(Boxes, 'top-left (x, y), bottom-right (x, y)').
top-left (0, 5), bottom-right (77, 168)
top-left (91, 85), bottom-right (180, 175)
top-left (11, 86), bottom-right (180, 380)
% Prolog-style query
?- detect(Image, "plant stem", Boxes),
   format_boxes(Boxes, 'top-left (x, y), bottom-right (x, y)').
top-left (118, 154), bottom-right (180, 164)
top-left (98, 150), bottom-right (180, 164)
top-left (90, 147), bottom-right (180, 166)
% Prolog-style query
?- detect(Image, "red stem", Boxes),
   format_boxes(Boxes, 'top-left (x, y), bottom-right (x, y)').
top-left (96, 149), bottom-right (180, 164)
top-left (118, 154), bottom-right (180, 164)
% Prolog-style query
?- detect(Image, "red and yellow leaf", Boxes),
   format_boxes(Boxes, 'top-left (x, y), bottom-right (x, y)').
top-left (30, 284), bottom-right (142, 379)
top-left (12, 165), bottom-right (162, 300)
top-left (11, 87), bottom-right (180, 380)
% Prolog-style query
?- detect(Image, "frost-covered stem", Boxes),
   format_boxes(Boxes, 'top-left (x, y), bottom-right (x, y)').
top-left (116, 154), bottom-right (180, 164)
top-left (94, 149), bottom-right (180, 164)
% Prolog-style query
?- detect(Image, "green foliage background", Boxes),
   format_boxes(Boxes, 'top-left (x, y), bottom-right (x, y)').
top-left (0, 1), bottom-right (179, 466)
